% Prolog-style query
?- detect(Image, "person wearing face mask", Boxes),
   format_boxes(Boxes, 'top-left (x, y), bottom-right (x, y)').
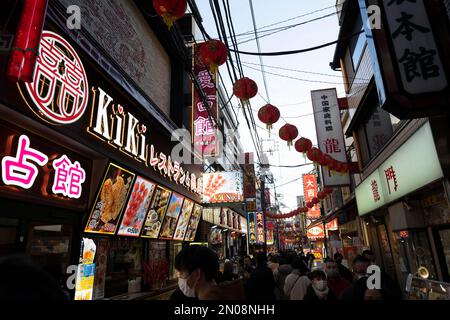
top-left (339, 255), bottom-right (370, 300)
top-left (333, 252), bottom-right (354, 283)
top-left (324, 259), bottom-right (350, 298)
top-left (283, 257), bottom-right (310, 300)
top-left (303, 270), bottom-right (337, 301)
top-left (175, 245), bottom-right (245, 300)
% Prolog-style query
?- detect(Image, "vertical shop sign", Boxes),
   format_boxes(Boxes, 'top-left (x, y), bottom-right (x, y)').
top-left (248, 212), bottom-right (256, 244)
top-left (311, 88), bottom-right (350, 187)
top-left (192, 43), bottom-right (219, 158)
top-left (256, 212), bottom-right (265, 244)
top-left (302, 174), bottom-right (321, 219)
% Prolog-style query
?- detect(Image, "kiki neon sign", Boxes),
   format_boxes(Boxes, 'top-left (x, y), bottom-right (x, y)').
top-left (87, 87), bottom-right (202, 196)
top-left (1, 134), bottom-right (86, 199)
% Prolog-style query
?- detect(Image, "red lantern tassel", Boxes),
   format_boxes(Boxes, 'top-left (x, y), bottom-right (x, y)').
top-left (7, 0), bottom-right (48, 83)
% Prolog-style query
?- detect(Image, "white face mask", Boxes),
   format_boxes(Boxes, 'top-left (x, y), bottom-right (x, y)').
top-left (314, 280), bottom-right (327, 291)
top-left (178, 276), bottom-right (196, 298)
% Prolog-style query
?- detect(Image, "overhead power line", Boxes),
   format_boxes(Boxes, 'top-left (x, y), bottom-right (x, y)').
top-left (228, 30), bottom-right (365, 56)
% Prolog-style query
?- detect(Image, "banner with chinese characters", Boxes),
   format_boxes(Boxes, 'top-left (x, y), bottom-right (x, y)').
top-left (356, 122), bottom-right (443, 216)
top-left (248, 212), bottom-right (256, 244)
top-left (0, 124), bottom-right (89, 209)
top-left (255, 212), bottom-right (266, 244)
top-left (192, 43), bottom-right (219, 159)
top-left (266, 228), bottom-right (274, 246)
top-left (311, 88), bottom-right (350, 187)
top-left (202, 171), bottom-right (244, 203)
top-left (359, 0), bottom-right (449, 118)
top-left (302, 174), bottom-right (321, 219)
top-left (243, 152), bottom-right (256, 198)
top-left (265, 188), bottom-right (271, 208)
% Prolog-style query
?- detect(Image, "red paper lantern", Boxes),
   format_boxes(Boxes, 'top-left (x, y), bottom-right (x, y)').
top-left (294, 137), bottom-right (313, 153)
top-left (311, 197), bottom-right (319, 205)
top-left (317, 191), bottom-right (326, 200)
top-left (258, 104), bottom-right (280, 133)
top-left (320, 154), bottom-right (333, 168)
top-left (267, 222), bottom-right (274, 229)
top-left (279, 124), bottom-right (299, 148)
top-left (7, 0), bottom-right (49, 83)
top-left (306, 201), bottom-right (314, 209)
top-left (199, 39), bottom-right (228, 74)
top-left (306, 147), bottom-right (322, 163)
top-left (153, 0), bottom-right (187, 29)
top-left (328, 158), bottom-right (339, 172)
top-left (233, 77), bottom-right (258, 103)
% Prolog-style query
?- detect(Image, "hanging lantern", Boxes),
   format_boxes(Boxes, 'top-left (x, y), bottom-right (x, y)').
top-left (306, 201), bottom-right (314, 209)
top-left (294, 137), bottom-right (313, 154)
top-left (320, 153), bottom-right (333, 168)
top-left (279, 124), bottom-right (298, 148)
top-left (306, 147), bottom-right (322, 163)
top-left (233, 77), bottom-right (258, 105)
top-left (311, 197), bottom-right (319, 205)
top-left (199, 39), bottom-right (228, 74)
top-left (7, 0), bottom-right (49, 83)
top-left (317, 191), bottom-right (327, 200)
top-left (258, 104), bottom-right (280, 134)
top-left (153, 0), bottom-right (187, 29)
top-left (328, 158), bottom-right (339, 172)
top-left (267, 222), bottom-right (274, 229)
top-left (323, 187), bottom-right (333, 194)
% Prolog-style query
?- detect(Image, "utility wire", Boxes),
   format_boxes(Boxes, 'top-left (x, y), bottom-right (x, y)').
top-left (229, 30), bottom-right (365, 56)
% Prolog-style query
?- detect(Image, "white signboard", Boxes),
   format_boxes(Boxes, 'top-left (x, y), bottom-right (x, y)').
top-left (383, 0), bottom-right (447, 94)
top-left (356, 122), bottom-right (444, 216)
top-left (311, 88), bottom-right (350, 187)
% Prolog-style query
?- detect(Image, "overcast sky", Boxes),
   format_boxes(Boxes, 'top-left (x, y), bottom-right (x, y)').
top-left (196, 0), bottom-right (345, 211)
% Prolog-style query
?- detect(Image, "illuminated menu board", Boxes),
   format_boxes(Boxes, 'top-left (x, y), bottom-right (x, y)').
top-left (159, 193), bottom-right (184, 240)
top-left (141, 186), bottom-right (172, 238)
top-left (85, 163), bottom-right (135, 235)
top-left (117, 176), bottom-right (156, 237)
top-left (184, 204), bottom-right (202, 242)
top-left (173, 199), bottom-right (195, 241)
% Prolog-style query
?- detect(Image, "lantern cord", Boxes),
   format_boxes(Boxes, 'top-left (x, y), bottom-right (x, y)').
top-left (228, 30), bottom-right (365, 56)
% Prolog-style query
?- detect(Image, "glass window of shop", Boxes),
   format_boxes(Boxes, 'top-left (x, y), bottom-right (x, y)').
top-left (356, 88), bottom-right (403, 167)
top-left (395, 230), bottom-right (437, 280)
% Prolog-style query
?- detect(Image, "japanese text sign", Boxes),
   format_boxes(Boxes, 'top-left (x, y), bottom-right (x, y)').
top-left (192, 43), bottom-right (219, 159)
top-left (202, 171), bottom-right (243, 203)
top-left (356, 122), bottom-right (443, 215)
top-left (311, 88), bottom-right (350, 187)
top-left (255, 212), bottom-right (265, 244)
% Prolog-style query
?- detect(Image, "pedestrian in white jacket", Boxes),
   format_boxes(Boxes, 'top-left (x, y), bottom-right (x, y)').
top-left (284, 257), bottom-right (311, 300)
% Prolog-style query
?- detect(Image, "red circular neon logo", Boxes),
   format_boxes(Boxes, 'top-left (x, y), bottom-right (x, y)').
top-left (24, 31), bottom-right (89, 124)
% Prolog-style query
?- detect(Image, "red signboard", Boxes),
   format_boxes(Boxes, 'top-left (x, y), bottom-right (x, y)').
top-left (307, 225), bottom-right (325, 240)
top-left (192, 44), bottom-right (218, 159)
top-left (302, 174), bottom-right (321, 219)
top-left (325, 218), bottom-right (338, 231)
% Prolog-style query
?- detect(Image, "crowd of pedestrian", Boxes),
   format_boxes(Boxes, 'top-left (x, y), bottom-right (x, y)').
top-left (172, 246), bottom-right (404, 301)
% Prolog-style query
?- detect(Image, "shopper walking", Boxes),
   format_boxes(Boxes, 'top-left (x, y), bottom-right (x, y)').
top-left (245, 253), bottom-right (276, 301)
top-left (324, 259), bottom-right (351, 298)
top-left (339, 255), bottom-right (371, 300)
top-left (222, 261), bottom-right (238, 282)
top-left (303, 270), bottom-right (337, 301)
top-left (175, 245), bottom-right (245, 300)
top-left (333, 252), bottom-right (354, 283)
top-left (283, 257), bottom-right (311, 300)
top-left (273, 254), bottom-right (293, 300)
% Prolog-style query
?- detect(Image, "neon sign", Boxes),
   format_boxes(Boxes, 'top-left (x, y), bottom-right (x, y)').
top-left (23, 31), bottom-right (89, 124)
top-left (1, 134), bottom-right (86, 199)
top-left (87, 87), bottom-right (202, 196)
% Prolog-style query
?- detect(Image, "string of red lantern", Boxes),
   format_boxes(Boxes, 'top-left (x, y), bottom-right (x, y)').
top-left (153, 0), bottom-right (187, 29)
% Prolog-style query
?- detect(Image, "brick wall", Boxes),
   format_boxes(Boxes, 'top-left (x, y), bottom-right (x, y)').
top-left (58, 0), bottom-right (171, 116)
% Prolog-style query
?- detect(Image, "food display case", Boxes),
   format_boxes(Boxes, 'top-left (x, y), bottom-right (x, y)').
top-left (184, 204), bottom-right (203, 242)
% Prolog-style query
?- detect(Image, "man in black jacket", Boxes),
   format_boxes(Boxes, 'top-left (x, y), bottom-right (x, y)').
top-left (245, 253), bottom-right (276, 300)
top-left (334, 252), bottom-right (354, 283)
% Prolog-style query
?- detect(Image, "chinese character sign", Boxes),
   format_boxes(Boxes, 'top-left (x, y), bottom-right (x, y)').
top-left (382, 0), bottom-right (447, 95)
top-left (302, 174), bottom-right (321, 219)
top-left (192, 44), bottom-right (219, 159)
top-left (248, 212), bottom-right (256, 244)
top-left (256, 212), bottom-right (265, 244)
top-left (1, 134), bottom-right (86, 199)
top-left (311, 88), bottom-right (350, 187)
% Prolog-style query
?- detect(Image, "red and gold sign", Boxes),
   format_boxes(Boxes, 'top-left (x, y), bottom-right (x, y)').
top-left (302, 174), bottom-right (321, 219)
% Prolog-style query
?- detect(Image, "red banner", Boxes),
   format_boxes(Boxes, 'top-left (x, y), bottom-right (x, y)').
top-left (302, 174), bottom-right (321, 219)
top-left (192, 44), bottom-right (218, 158)
top-left (325, 218), bottom-right (338, 231)
top-left (307, 225), bottom-right (324, 240)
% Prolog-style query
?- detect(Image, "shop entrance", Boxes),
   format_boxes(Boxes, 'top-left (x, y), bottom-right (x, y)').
top-left (0, 198), bottom-right (81, 273)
